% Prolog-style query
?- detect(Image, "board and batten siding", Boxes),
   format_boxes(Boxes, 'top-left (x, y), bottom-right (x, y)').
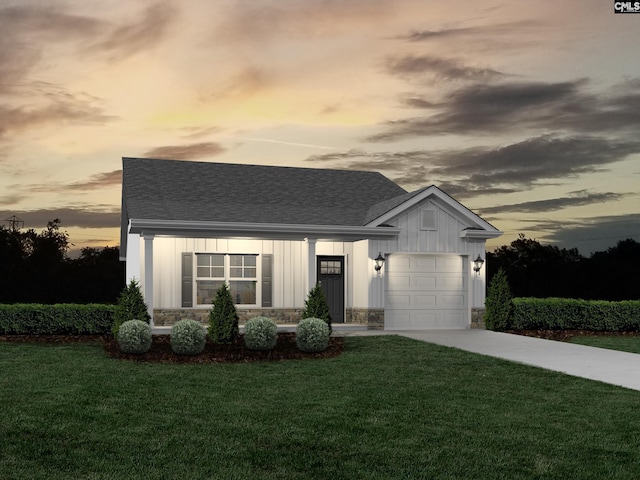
top-left (148, 236), bottom-right (353, 310)
top-left (367, 198), bottom-right (488, 310)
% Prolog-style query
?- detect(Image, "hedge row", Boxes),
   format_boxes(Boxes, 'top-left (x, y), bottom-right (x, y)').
top-left (0, 304), bottom-right (116, 335)
top-left (511, 298), bottom-right (640, 331)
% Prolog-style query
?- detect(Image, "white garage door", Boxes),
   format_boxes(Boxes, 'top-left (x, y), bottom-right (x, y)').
top-left (385, 254), bottom-right (468, 330)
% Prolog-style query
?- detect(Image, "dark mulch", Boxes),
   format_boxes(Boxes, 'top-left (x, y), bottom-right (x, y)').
top-left (0, 333), bottom-right (344, 364)
top-left (508, 330), bottom-right (640, 342)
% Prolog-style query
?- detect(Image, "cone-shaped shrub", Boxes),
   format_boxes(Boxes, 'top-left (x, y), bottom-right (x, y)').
top-left (301, 283), bottom-right (332, 333)
top-left (117, 319), bottom-right (152, 354)
top-left (208, 283), bottom-right (239, 344)
top-left (485, 268), bottom-right (513, 331)
top-left (296, 317), bottom-right (330, 353)
top-left (112, 279), bottom-right (150, 336)
top-left (244, 316), bottom-right (278, 351)
top-left (171, 319), bottom-right (207, 355)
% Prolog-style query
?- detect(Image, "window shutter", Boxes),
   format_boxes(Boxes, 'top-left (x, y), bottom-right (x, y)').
top-left (182, 252), bottom-right (193, 307)
top-left (262, 254), bottom-right (272, 307)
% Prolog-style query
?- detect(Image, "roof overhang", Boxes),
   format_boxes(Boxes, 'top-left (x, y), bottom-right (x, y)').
top-left (460, 228), bottom-right (504, 240)
top-left (127, 218), bottom-right (401, 242)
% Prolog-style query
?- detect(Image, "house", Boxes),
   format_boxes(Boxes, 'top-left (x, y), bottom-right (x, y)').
top-left (120, 157), bottom-right (502, 330)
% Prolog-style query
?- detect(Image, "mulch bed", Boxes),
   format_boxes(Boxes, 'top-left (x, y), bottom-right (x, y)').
top-left (507, 330), bottom-right (640, 342)
top-left (0, 333), bottom-right (344, 364)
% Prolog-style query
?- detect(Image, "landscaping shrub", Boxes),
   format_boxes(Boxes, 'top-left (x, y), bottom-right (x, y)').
top-left (485, 268), bottom-right (512, 331)
top-left (208, 283), bottom-right (239, 344)
top-left (117, 320), bottom-right (152, 354)
top-left (0, 304), bottom-right (115, 335)
top-left (112, 279), bottom-right (150, 336)
top-left (301, 283), bottom-right (332, 333)
top-left (511, 298), bottom-right (640, 331)
top-left (296, 317), bottom-right (330, 353)
top-left (244, 316), bottom-right (278, 351)
top-left (171, 319), bottom-right (207, 355)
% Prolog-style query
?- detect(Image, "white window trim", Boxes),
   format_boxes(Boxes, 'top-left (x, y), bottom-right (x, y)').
top-left (194, 253), bottom-right (260, 308)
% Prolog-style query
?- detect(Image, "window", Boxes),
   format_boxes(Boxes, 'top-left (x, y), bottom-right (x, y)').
top-left (196, 254), bottom-right (257, 305)
top-left (320, 260), bottom-right (342, 275)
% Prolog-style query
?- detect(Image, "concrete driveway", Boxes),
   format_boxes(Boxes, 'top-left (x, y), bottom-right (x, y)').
top-left (339, 327), bottom-right (640, 392)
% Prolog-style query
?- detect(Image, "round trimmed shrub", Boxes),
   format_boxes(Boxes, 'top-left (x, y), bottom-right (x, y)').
top-left (171, 319), bottom-right (207, 355)
top-left (296, 317), bottom-right (330, 353)
top-left (117, 319), bottom-right (152, 354)
top-left (244, 316), bottom-right (278, 351)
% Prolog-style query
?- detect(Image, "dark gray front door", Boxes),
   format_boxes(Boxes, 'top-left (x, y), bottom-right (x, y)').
top-left (317, 256), bottom-right (344, 323)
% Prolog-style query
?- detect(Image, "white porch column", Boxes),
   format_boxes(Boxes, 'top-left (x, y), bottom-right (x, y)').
top-left (305, 238), bottom-right (317, 294)
top-left (143, 233), bottom-right (155, 326)
top-left (125, 232), bottom-right (141, 285)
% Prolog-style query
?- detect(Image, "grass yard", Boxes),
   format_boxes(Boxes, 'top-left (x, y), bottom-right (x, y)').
top-left (1, 336), bottom-right (640, 480)
top-left (569, 335), bottom-right (640, 354)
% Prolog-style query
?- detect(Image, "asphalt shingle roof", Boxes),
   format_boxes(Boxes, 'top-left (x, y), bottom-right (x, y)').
top-left (122, 158), bottom-right (408, 226)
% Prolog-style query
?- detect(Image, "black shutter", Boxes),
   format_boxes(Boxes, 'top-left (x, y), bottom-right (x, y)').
top-left (262, 254), bottom-right (272, 307)
top-left (182, 252), bottom-right (193, 307)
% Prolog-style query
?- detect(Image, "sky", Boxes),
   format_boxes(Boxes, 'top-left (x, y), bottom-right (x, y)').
top-left (1, 0), bottom-right (639, 256)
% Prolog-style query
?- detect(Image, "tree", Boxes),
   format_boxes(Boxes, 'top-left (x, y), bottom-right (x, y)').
top-left (208, 283), bottom-right (239, 344)
top-left (485, 268), bottom-right (512, 331)
top-left (112, 279), bottom-right (150, 336)
top-left (301, 282), bottom-right (332, 333)
top-left (488, 234), bottom-right (583, 298)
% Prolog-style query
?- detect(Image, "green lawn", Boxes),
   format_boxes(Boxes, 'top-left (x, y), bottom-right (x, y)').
top-left (569, 335), bottom-right (640, 354)
top-left (2, 336), bottom-right (640, 479)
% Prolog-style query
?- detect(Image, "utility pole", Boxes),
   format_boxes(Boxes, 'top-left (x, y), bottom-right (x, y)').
top-left (4, 215), bottom-right (24, 232)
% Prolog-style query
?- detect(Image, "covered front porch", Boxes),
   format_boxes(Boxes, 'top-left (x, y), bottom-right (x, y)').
top-left (123, 219), bottom-right (400, 328)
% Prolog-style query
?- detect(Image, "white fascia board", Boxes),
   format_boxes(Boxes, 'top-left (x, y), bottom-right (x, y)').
top-left (366, 185), bottom-right (501, 234)
top-left (128, 218), bottom-right (401, 241)
top-left (460, 229), bottom-right (504, 239)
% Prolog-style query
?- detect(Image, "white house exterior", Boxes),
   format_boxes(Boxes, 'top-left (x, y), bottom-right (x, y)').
top-left (120, 158), bottom-right (502, 330)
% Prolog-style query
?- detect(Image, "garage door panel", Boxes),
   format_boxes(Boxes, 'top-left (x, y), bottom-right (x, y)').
top-left (439, 275), bottom-right (465, 289)
top-left (385, 254), bottom-right (469, 330)
top-left (414, 295), bottom-right (437, 307)
top-left (412, 256), bottom-right (437, 270)
top-left (386, 294), bottom-right (411, 308)
top-left (441, 295), bottom-right (466, 307)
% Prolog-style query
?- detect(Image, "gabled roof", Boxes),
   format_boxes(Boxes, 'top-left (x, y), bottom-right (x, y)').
top-left (119, 157), bottom-right (501, 257)
top-left (122, 157), bottom-right (407, 226)
top-left (365, 185), bottom-right (502, 238)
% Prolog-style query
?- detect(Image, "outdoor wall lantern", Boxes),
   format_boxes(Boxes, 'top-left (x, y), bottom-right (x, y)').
top-left (473, 255), bottom-right (485, 275)
top-left (374, 252), bottom-right (385, 276)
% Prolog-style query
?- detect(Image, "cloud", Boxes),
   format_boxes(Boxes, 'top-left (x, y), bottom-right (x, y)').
top-left (0, 194), bottom-right (26, 207)
top-left (0, 98), bottom-right (116, 139)
top-left (143, 142), bottom-right (226, 160)
top-left (0, 5), bottom-right (105, 94)
top-left (368, 78), bottom-right (640, 141)
top-left (385, 55), bottom-right (506, 82)
top-left (478, 191), bottom-right (624, 215)
top-left (400, 21), bottom-right (538, 42)
top-left (397, 20), bottom-right (542, 53)
top-left (306, 134), bottom-right (640, 194)
top-left (216, 0), bottom-right (393, 43)
top-left (523, 213), bottom-right (640, 255)
top-left (66, 170), bottom-right (122, 190)
top-left (0, 208), bottom-right (120, 229)
top-left (87, 3), bottom-right (177, 61)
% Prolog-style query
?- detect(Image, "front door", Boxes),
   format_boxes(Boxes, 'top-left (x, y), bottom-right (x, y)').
top-left (317, 256), bottom-right (344, 323)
